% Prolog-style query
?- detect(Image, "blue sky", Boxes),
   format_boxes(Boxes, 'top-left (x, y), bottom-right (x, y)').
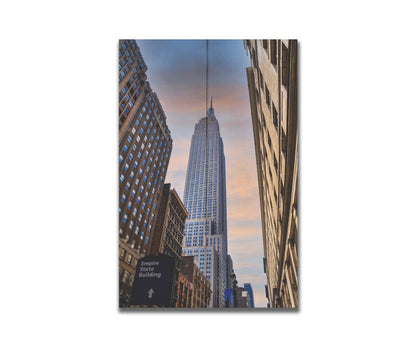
top-left (137, 40), bottom-right (267, 307)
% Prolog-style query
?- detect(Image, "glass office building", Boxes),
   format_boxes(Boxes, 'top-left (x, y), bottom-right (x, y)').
top-left (182, 99), bottom-right (228, 307)
top-left (243, 283), bottom-right (255, 308)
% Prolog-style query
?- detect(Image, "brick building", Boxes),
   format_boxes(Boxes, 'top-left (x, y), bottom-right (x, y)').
top-left (176, 256), bottom-right (211, 308)
top-left (150, 183), bottom-right (188, 306)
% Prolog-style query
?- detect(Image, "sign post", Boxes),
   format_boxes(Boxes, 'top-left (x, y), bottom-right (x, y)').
top-left (129, 254), bottom-right (176, 307)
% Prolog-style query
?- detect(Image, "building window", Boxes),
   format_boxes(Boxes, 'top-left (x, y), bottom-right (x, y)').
top-left (266, 85), bottom-right (270, 108)
top-left (263, 40), bottom-right (268, 52)
top-left (259, 71), bottom-right (264, 90)
top-left (273, 103), bottom-right (278, 127)
top-left (281, 127), bottom-right (287, 153)
top-left (282, 43), bottom-right (289, 88)
top-left (270, 40), bottom-right (277, 66)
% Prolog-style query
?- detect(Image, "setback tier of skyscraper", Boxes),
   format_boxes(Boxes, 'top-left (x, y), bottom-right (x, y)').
top-left (182, 99), bottom-right (229, 307)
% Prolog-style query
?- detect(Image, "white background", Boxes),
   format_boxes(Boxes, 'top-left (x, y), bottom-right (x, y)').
top-left (1, 1), bottom-right (415, 346)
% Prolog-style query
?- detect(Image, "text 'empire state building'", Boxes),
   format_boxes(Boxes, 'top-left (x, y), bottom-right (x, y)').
top-left (182, 99), bottom-right (228, 307)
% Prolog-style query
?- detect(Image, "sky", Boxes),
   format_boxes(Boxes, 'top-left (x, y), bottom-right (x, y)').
top-left (137, 40), bottom-right (267, 307)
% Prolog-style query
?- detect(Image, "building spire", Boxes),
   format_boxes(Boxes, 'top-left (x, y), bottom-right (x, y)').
top-left (207, 96), bottom-right (214, 117)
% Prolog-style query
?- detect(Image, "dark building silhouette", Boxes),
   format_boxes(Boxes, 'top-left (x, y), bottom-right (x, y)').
top-left (226, 255), bottom-right (234, 290)
top-left (235, 287), bottom-right (251, 308)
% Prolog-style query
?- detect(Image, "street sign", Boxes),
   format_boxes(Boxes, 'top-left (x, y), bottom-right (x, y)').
top-left (129, 254), bottom-right (176, 307)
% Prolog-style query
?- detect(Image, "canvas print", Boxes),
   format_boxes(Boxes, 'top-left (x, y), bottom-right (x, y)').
top-left (119, 39), bottom-right (298, 308)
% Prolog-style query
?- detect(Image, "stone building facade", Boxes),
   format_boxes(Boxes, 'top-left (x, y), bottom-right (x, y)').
top-left (244, 39), bottom-right (298, 308)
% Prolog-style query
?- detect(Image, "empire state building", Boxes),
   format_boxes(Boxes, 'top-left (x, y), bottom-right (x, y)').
top-left (182, 98), bottom-right (228, 307)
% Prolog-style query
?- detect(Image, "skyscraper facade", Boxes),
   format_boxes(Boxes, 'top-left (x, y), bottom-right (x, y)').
top-left (224, 288), bottom-right (234, 308)
top-left (182, 100), bottom-right (228, 307)
top-left (119, 40), bottom-right (173, 306)
top-left (244, 39), bottom-right (298, 308)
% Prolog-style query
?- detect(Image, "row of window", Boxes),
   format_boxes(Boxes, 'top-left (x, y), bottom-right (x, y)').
top-left (119, 41), bottom-right (174, 256)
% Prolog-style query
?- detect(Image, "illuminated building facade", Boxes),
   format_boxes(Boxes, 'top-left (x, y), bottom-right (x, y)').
top-left (182, 100), bottom-right (228, 307)
top-left (245, 39), bottom-right (298, 308)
